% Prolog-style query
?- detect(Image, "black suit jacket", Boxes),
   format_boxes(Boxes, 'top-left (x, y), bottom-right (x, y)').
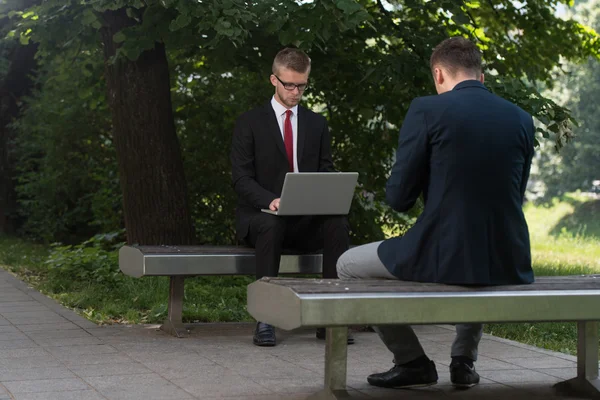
top-left (378, 80), bottom-right (535, 285)
top-left (231, 101), bottom-right (334, 240)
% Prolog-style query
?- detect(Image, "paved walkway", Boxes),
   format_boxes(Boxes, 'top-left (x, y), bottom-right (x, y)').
top-left (0, 268), bottom-right (590, 399)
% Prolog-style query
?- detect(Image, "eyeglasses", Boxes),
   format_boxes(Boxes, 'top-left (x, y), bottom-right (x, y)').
top-left (273, 74), bottom-right (308, 92)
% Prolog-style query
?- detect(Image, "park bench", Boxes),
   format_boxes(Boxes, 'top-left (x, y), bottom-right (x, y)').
top-left (248, 276), bottom-right (600, 400)
top-left (118, 245), bottom-right (323, 337)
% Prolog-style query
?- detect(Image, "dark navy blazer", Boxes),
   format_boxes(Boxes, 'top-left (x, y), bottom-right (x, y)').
top-left (377, 80), bottom-right (535, 285)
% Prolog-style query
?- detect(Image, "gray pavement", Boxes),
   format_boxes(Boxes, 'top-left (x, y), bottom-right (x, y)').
top-left (0, 267), bottom-right (591, 399)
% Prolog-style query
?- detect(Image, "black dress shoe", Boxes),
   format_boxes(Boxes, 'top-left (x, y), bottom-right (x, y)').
top-left (450, 359), bottom-right (480, 388)
top-left (253, 322), bottom-right (276, 347)
top-left (367, 360), bottom-right (438, 388)
top-left (315, 328), bottom-right (355, 345)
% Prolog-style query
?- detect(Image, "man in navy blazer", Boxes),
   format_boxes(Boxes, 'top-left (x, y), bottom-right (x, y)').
top-left (336, 37), bottom-right (535, 389)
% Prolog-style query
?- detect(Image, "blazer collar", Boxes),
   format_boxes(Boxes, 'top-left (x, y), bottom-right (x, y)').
top-left (296, 106), bottom-right (306, 164)
top-left (261, 101), bottom-right (308, 167)
top-left (452, 80), bottom-right (490, 92)
top-left (262, 102), bottom-right (287, 158)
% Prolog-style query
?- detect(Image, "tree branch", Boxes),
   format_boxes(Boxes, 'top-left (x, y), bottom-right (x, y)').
top-left (375, 0), bottom-right (426, 61)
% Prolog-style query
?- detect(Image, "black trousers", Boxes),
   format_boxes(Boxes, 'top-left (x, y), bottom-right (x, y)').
top-left (246, 213), bottom-right (350, 280)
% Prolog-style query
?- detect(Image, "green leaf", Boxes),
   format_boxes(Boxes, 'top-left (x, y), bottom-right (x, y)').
top-left (126, 8), bottom-right (137, 20)
top-left (451, 12), bottom-right (471, 26)
top-left (442, 1), bottom-right (455, 10)
top-left (336, 0), bottom-right (362, 14)
top-left (321, 26), bottom-right (331, 41)
top-left (547, 123), bottom-right (560, 134)
top-left (279, 29), bottom-right (295, 45)
top-left (82, 9), bottom-right (100, 27)
top-left (175, 14), bottom-right (192, 29)
top-left (541, 130), bottom-right (550, 139)
top-left (223, 9), bottom-right (239, 17)
top-left (113, 31), bottom-right (127, 43)
top-left (122, 45), bottom-right (142, 61)
top-left (138, 37), bottom-right (155, 51)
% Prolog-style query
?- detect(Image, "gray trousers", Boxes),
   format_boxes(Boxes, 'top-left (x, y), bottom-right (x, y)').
top-left (337, 241), bottom-right (483, 365)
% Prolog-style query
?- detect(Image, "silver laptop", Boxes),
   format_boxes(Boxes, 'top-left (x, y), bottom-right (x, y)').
top-left (261, 172), bottom-right (359, 216)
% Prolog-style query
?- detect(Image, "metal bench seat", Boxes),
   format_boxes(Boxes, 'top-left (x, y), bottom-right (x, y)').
top-left (247, 276), bottom-right (600, 400)
top-left (118, 245), bottom-right (322, 337)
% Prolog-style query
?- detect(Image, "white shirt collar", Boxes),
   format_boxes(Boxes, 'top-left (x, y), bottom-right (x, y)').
top-left (271, 96), bottom-right (298, 117)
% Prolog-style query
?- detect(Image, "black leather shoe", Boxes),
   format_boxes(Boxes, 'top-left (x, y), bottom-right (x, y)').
top-left (315, 328), bottom-right (355, 345)
top-left (253, 322), bottom-right (276, 347)
top-left (450, 359), bottom-right (479, 388)
top-left (367, 360), bottom-right (438, 388)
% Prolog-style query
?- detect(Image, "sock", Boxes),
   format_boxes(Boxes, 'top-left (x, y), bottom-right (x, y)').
top-left (452, 355), bottom-right (474, 367)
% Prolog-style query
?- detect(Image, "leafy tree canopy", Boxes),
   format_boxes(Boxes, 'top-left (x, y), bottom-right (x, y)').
top-left (1, 0), bottom-right (598, 243)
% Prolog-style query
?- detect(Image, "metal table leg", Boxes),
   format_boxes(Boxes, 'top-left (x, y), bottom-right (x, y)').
top-left (554, 321), bottom-right (600, 399)
top-left (307, 327), bottom-right (351, 399)
top-left (160, 276), bottom-right (189, 338)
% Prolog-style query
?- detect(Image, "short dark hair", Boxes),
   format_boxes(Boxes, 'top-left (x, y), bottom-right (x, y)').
top-left (430, 37), bottom-right (482, 77)
top-left (272, 48), bottom-right (311, 75)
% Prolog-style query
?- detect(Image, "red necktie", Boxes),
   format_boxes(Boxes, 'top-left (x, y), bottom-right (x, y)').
top-left (284, 110), bottom-right (294, 172)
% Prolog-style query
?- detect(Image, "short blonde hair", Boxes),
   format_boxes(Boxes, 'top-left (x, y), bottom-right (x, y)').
top-left (272, 48), bottom-right (311, 75)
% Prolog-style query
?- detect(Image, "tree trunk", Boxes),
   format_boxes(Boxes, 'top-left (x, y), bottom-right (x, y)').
top-left (0, 42), bottom-right (38, 234)
top-left (100, 9), bottom-right (195, 245)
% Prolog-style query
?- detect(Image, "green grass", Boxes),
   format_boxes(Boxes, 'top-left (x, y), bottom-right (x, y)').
top-left (526, 192), bottom-right (599, 272)
top-left (483, 193), bottom-right (600, 356)
top-left (0, 192), bottom-right (599, 357)
top-left (0, 236), bottom-right (254, 324)
top-left (54, 276), bottom-right (255, 325)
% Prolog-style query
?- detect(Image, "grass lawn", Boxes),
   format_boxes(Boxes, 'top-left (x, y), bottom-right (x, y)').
top-left (483, 192), bottom-right (600, 355)
top-left (0, 192), bottom-right (598, 356)
top-left (0, 237), bottom-right (254, 324)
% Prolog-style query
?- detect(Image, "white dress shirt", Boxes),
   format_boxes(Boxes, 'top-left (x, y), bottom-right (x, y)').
top-left (271, 96), bottom-right (299, 172)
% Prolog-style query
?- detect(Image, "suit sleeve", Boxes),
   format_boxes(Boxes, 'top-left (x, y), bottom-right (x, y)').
top-left (318, 118), bottom-right (335, 172)
top-left (520, 116), bottom-right (535, 203)
top-left (230, 115), bottom-right (278, 209)
top-left (385, 99), bottom-right (429, 212)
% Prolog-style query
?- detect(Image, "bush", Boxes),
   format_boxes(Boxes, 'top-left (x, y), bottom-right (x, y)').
top-left (13, 47), bottom-right (121, 243)
top-left (45, 231), bottom-right (124, 290)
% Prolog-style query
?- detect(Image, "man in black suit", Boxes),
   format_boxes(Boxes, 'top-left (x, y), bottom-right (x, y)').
top-left (337, 37), bottom-right (535, 388)
top-left (231, 48), bottom-right (352, 347)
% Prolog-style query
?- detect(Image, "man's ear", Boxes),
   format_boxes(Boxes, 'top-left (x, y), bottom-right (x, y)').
top-left (434, 67), bottom-right (444, 86)
top-left (269, 74), bottom-right (278, 87)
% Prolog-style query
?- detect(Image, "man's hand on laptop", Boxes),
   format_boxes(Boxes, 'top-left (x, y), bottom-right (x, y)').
top-left (269, 198), bottom-right (280, 211)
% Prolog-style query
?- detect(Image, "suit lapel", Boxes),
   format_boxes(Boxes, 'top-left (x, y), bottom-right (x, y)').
top-left (297, 106), bottom-right (307, 166)
top-left (262, 103), bottom-right (287, 158)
